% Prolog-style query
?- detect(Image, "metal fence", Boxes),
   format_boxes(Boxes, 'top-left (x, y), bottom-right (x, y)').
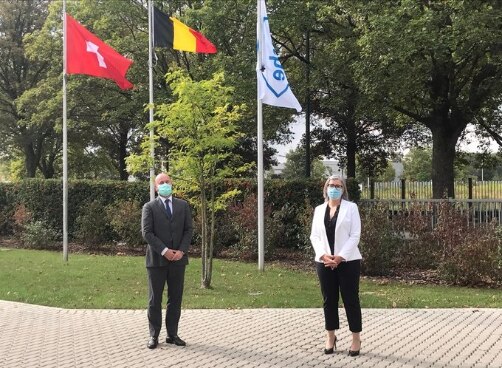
top-left (359, 199), bottom-right (502, 227)
top-left (360, 179), bottom-right (502, 200)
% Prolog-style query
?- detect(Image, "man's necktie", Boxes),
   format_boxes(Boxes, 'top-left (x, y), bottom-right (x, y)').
top-left (165, 199), bottom-right (172, 219)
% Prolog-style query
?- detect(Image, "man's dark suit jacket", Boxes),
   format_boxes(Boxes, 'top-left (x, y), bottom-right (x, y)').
top-left (141, 197), bottom-right (193, 267)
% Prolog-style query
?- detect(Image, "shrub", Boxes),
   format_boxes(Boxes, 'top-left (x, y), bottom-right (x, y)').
top-left (0, 208), bottom-right (13, 235)
top-left (0, 185), bottom-right (15, 235)
top-left (268, 202), bottom-right (299, 249)
top-left (438, 221), bottom-right (501, 287)
top-left (21, 220), bottom-right (60, 249)
top-left (227, 193), bottom-right (277, 260)
top-left (0, 179), bottom-right (149, 240)
top-left (393, 202), bottom-right (439, 270)
top-left (359, 204), bottom-right (400, 276)
top-left (212, 211), bottom-right (239, 255)
top-left (266, 207), bottom-right (288, 250)
top-left (12, 203), bottom-right (32, 236)
top-left (190, 213), bottom-right (203, 254)
top-left (270, 198), bottom-right (314, 258)
top-left (294, 198), bottom-right (316, 261)
top-left (188, 209), bottom-right (233, 257)
top-left (106, 200), bottom-right (144, 247)
top-left (74, 200), bottom-right (112, 247)
top-left (433, 201), bottom-right (469, 260)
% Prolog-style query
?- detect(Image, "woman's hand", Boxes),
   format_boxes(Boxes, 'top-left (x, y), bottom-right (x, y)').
top-left (333, 255), bottom-right (345, 265)
top-left (321, 254), bottom-right (345, 269)
top-left (321, 254), bottom-right (337, 269)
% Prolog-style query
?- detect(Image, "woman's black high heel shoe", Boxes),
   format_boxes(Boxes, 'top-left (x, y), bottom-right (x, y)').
top-left (324, 336), bottom-right (337, 354)
top-left (348, 341), bottom-right (361, 357)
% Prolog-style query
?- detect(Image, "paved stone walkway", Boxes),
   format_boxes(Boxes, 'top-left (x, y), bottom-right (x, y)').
top-left (0, 300), bottom-right (500, 368)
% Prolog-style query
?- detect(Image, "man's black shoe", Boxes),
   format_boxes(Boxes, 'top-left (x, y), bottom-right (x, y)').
top-left (166, 335), bottom-right (186, 346)
top-left (147, 337), bottom-right (158, 349)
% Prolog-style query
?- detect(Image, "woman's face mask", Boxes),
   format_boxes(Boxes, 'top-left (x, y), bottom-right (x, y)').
top-left (327, 186), bottom-right (343, 199)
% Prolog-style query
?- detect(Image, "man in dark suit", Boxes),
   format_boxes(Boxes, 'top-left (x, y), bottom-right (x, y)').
top-left (142, 173), bottom-right (193, 349)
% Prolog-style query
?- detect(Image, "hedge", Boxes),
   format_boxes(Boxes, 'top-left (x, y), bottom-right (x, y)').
top-left (1, 178), bottom-right (499, 286)
top-left (0, 177), bottom-right (359, 240)
top-left (0, 179), bottom-right (148, 236)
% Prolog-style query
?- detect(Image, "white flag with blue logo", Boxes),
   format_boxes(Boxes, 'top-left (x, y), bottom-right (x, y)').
top-left (257, 0), bottom-right (302, 112)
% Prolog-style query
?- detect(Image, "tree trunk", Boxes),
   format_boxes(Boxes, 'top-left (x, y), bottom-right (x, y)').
top-left (345, 91), bottom-right (357, 178)
top-left (118, 130), bottom-right (128, 180)
top-left (39, 149), bottom-right (57, 179)
top-left (200, 178), bottom-right (211, 289)
top-left (23, 143), bottom-right (38, 177)
top-left (40, 161), bottom-right (55, 178)
top-left (201, 229), bottom-right (211, 288)
top-left (208, 182), bottom-right (216, 287)
top-left (346, 119), bottom-right (357, 178)
top-left (430, 122), bottom-right (463, 199)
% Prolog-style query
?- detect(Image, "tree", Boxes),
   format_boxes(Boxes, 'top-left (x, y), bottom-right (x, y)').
top-left (455, 151), bottom-right (502, 181)
top-left (208, 0), bottom-right (406, 180)
top-left (403, 148), bottom-right (432, 182)
top-left (22, 0), bottom-right (151, 180)
top-left (194, 0), bottom-right (305, 170)
top-left (0, 0), bottom-right (52, 177)
top-left (352, 0), bottom-right (502, 198)
top-left (0, 154), bottom-right (9, 181)
top-left (303, 3), bottom-right (405, 179)
top-left (281, 146), bottom-right (327, 180)
top-left (358, 159), bottom-right (396, 182)
top-left (128, 70), bottom-right (250, 289)
top-left (378, 162), bottom-right (396, 182)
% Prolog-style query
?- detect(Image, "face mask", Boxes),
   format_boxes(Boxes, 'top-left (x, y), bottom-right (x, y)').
top-left (158, 183), bottom-right (172, 197)
top-left (327, 187), bottom-right (343, 200)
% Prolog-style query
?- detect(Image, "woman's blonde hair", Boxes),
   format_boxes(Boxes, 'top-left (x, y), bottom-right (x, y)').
top-left (323, 175), bottom-right (349, 202)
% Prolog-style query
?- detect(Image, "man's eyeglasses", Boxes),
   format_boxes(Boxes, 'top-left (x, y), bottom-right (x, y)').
top-left (327, 184), bottom-right (343, 189)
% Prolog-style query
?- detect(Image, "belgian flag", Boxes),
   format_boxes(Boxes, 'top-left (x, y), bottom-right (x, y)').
top-left (153, 6), bottom-right (217, 54)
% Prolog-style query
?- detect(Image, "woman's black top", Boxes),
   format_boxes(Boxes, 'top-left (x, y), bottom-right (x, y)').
top-left (324, 203), bottom-right (339, 255)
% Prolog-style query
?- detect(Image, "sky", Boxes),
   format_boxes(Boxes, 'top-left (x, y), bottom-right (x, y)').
top-left (270, 117), bottom-right (305, 163)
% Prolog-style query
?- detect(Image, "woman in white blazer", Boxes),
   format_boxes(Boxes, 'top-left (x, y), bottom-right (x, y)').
top-left (310, 175), bottom-right (362, 356)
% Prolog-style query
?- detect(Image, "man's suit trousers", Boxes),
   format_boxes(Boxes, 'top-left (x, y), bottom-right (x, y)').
top-left (147, 264), bottom-right (186, 338)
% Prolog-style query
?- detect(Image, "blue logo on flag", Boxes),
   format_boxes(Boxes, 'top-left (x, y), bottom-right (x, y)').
top-left (261, 53), bottom-right (291, 97)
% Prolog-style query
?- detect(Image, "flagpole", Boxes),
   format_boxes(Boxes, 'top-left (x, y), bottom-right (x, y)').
top-left (148, 0), bottom-right (155, 200)
top-left (62, 0), bottom-right (68, 262)
top-left (257, 0), bottom-right (265, 271)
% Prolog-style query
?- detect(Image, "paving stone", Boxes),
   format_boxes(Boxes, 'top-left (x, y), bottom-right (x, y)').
top-left (0, 301), bottom-right (501, 368)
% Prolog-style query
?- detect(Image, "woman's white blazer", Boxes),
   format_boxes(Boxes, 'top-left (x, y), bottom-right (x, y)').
top-left (310, 200), bottom-right (362, 263)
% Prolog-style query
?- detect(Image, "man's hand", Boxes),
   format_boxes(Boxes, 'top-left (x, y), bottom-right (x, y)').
top-left (172, 250), bottom-right (184, 261)
top-left (164, 249), bottom-right (177, 261)
top-left (163, 249), bottom-right (185, 261)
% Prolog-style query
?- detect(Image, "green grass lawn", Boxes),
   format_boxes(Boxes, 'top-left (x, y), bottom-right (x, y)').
top-left (0, 248), bottom-right (500, 309)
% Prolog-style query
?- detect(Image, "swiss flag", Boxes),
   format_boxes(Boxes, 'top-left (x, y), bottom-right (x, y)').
top-left (66, 13), bottom-right (133, 90)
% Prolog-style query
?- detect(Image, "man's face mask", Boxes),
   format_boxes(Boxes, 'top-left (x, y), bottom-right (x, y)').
top-left (158, 183), bottom-right (172, 197)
